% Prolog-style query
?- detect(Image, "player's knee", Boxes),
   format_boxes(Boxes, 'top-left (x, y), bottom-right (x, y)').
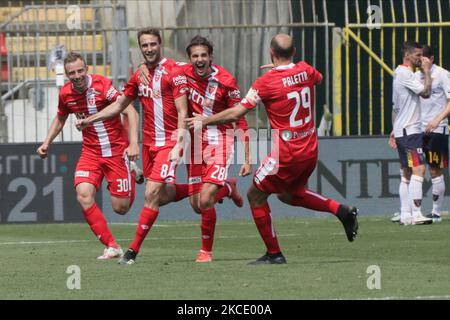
top-left (144, 184), bottom-right (162, 203)
top-left (276, 193), bottom-right (288, 204)
top-left (190, 199), bottom-right (202, 214)
top-left (429, 167), bottom-right (442, 179)
top-left (247, 188), bottom-right (257, 205)
top-left (198, 191), bottom-right (215, 210)
top-left (76, 191), bottom-right (95, 208)
top-left (413, 165), bottom-right (426, 177)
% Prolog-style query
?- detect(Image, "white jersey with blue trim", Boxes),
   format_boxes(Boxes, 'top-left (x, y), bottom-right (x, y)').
top-left (416, 64), bottom-right (450, 134)
top-left (392, 65), bottom-right (424, 138)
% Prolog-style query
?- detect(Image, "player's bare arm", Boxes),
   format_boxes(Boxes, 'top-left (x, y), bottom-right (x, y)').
top-left (121, 104), bottom-right (140, 161)
top-left (185, 103), bottom-right (249, 129)
top-left (235, 116), bottom-right (252, 177)
top-left (239, 138), bottom-right (252, 177)
top-left (389, 111), bottom-right (397, 149)
top-left (169, 94), bottom-right (189, 162)
top-left (419, 57), bottom-right (432, 98)
top-left (37, 114), bottom-right (69, 159)
top-left (425, 98), bottom-right (450, 133)
top-left (76, 95), bottom-right (134, 131)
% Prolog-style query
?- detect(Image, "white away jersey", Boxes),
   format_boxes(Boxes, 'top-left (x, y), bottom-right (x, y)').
top-left (392, 65), bottom-right (424, 138)
top-left (416, 65), bottom-right (450, 134)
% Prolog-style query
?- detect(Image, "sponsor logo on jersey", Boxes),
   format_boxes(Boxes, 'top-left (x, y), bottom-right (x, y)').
top-left (138, 84), bottom-right (159, 99)
top-left (189, 88), bottom-right (207, 106)
top-left (68, 101), bottom-right (77, 105)
top-left (173, 75), bottom-right (188, 86)
top-left (228, 89), bottom-right (241, 99)
top-left (75, 170), bottom-right (90, 177)
top-left (106, 86), bottom-right (119, 101)
top-left (188, 176), bottom-right (202, 184)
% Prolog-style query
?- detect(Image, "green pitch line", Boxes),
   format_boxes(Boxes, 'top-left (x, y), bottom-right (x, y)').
top-left (0, 217), bottom-right (449, 300)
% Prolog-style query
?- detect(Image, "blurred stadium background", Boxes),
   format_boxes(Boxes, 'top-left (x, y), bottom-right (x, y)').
top-left (0, 0), bottom-right (449, 223)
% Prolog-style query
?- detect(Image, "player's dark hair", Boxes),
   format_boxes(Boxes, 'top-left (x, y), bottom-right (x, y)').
top-left (401, 41), bottom-right (422, 58)
top-left (422, 44), bottom-right (434, 58)
top-left (186, 35), bottom-right (213, 56)
top-left (64, 51), bottom-right (86, 67)
top-left (270, 37), bottom-right (295, 60)
top-left (137, 27), bottom-right (162, 45)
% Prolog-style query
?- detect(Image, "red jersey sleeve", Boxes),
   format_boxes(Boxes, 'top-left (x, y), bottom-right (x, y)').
top-left (241, 77), bottom-right (264, 109)
top-left (312, 67), bottom-right (323, 84)
top-left (225, 78), bottom-right (242, 108)
top-left (122, 72), bottom-right (140, 100)
top-left (170, 67), bottom-right (189, 99)
top-left (102, 77), bottom-right (121, 102)
top-left (300, 61), bottom-right (323, 85)
top-left (57, 93), bottom-right (69, 117)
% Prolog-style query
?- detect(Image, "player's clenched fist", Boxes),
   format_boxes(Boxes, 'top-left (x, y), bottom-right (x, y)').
top-left (37, 144), bottom-right (49, 159)
top-left (75, 119), bottom-right (89, 131)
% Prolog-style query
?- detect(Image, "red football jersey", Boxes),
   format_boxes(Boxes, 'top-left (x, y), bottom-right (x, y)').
top-left (57, 74), bottom-right (126, 157)
top-left (123, 57), bottom-right (189, 147)
top-left (241, 61), bottom-right (322, 160)
top-left (182, 63), bottom-right (248, 145)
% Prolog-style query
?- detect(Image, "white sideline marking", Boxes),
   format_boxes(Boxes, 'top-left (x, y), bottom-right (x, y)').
top-left (0, 234), bottom-right (300, 246)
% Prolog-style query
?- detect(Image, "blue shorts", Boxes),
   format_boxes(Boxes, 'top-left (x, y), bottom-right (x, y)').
top-left (423, 133), bottom-right (449, 168)
top-left (395, 133), bottom-right (425, 168)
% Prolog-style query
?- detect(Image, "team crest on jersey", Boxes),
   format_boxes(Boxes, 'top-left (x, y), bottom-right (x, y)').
top-left (87, 95), bottom-right (96, 106)
top-left (206, 82), bottom-right (218, 97)
top-left (154, 72), bottom-right (162, 83)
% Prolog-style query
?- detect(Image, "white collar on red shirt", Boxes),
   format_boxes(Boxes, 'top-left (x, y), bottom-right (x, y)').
top-left (158, 57), bottom-right (167, 66)
top-left (275, 63), bottom-right (295, 70)
top-left (207, 65), bottom-right (219, 81)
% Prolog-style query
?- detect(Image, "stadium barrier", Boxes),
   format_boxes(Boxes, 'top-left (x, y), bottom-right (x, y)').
top-left (0, 0), bottom-right (335, 143)
top-left (0, 2), bottom-right (129, 144)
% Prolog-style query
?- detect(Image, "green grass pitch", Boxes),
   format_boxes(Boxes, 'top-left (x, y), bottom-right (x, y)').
top-left (1, 216), bottom-right (449, 300)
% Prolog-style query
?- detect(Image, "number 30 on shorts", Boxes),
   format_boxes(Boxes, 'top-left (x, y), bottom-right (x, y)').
top-left (116, 179), bottom-right (130, 192)
top-left (211, 165), bottom-right (227, 181)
